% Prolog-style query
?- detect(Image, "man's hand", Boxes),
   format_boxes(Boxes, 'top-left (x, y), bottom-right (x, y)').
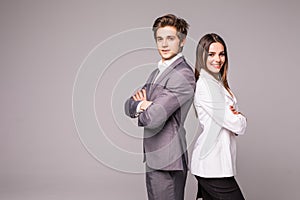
top-left (133, 89), bottom-right (147, 101)
top-left (132, 89), bottom-right (152, 111)
top-left (140, 100), bottom-right (152, 111)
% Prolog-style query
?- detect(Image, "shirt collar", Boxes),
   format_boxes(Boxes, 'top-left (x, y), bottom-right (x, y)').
top-left (158, 53), bottom-right (183, 71)
top-left (200, 68), bottom-right (235, 100)
top-left (200, 68), bottom-right (221, 83)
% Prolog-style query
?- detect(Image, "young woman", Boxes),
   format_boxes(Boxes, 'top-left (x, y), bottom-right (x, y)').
top-left (191, 33), bottom-right (247, 200)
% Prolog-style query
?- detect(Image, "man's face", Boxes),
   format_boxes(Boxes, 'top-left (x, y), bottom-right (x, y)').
top-left (155, 26), bottom-right (185, 62)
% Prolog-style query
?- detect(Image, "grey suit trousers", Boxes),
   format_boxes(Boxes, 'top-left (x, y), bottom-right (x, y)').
top-left (146, 164), bottom-right (187, 200)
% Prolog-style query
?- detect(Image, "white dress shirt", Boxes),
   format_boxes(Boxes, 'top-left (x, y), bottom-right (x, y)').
top-left (154, 53), bottom-right (183, 82)
top-left (191, 69), bottom-right (247, 178)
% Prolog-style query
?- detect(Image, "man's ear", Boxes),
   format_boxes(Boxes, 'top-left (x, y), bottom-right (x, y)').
top-left (180, 38), bottom-right (186, 47)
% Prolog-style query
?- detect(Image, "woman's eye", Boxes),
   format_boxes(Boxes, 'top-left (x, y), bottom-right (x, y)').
top-left (219, 51), bottom-right (226, 56)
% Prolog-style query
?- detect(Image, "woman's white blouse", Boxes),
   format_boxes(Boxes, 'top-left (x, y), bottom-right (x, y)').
top-left (191, 69), bottom-right (247, 178)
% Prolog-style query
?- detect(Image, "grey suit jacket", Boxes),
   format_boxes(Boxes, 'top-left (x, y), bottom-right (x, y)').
top-left (125, 57), bottom-right (195, 170)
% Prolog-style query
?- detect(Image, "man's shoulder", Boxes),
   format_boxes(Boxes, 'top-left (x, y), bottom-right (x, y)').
top-left (174, 57), bottom-right (193, 72)
top-left (174, 57), bottom-right (195, 79)
top-left (169, 58), bottom-right (195, 85)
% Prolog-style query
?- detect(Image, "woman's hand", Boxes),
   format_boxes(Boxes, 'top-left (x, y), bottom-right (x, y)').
top-left (230, 105), bottom-right (247, 121)
top-left (230, 105), bottom-right (240, 115)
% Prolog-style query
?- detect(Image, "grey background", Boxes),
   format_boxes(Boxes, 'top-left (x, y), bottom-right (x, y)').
top-left (1, 0), bottom-right (299, 199)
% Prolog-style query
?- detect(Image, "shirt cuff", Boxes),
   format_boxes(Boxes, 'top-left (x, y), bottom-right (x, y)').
top-left (136, 101), bottom-right (144, 113)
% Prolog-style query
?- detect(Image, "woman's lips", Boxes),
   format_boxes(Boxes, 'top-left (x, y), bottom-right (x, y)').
top-left (212, 64), bottom-right (221, 69)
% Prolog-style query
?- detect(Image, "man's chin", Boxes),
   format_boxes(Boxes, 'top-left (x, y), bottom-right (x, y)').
top-left (161, 54), bottom-right (176, 61)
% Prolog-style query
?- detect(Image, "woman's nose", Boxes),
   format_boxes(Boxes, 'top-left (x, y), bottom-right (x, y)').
top-left (214, 55), bottom-right (220, 62)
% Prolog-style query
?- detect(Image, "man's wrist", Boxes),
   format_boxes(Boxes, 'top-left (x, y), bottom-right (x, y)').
top-left (136, 101), bottom-right (143, 113)
top-left (141, 101), bottom-right (152, 111)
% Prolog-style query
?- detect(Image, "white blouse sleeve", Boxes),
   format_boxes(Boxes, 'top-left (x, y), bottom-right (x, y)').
top-left (194, 78), bottom-right (247, 135)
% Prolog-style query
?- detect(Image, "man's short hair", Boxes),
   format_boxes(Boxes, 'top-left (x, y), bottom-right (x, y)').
top-left (152, 14), bottom-right (189, 41)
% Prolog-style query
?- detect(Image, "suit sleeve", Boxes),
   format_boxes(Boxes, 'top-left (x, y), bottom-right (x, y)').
top-left (124, 97), bottom-right (142, 118)
top-left (124, 81), bottom-right (148, 118)
top-left (138, 68), bottom-right (195, 129)
top-left (124, 69), bottom-right (160, 118)
top-left (194, 78), bottom-right (247, 135)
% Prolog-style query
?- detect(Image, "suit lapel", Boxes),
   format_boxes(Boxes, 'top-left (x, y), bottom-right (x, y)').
top-left (149, 68), bottom-right (160, 84)
top-left (145, 68), bottom-right (160, 99)
top-left (150, 57), bottom-right (185, 94)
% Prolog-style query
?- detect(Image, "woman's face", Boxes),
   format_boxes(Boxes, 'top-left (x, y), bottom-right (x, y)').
top-left (206, 42), bottom-right (225, 74)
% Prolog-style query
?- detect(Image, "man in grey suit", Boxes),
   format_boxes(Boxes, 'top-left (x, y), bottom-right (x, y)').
top-left (124, 14), bottom-right (195, 200)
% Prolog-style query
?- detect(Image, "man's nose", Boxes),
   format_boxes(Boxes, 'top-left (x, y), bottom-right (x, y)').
top-left (162, 39), bottom-right (168, 47)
